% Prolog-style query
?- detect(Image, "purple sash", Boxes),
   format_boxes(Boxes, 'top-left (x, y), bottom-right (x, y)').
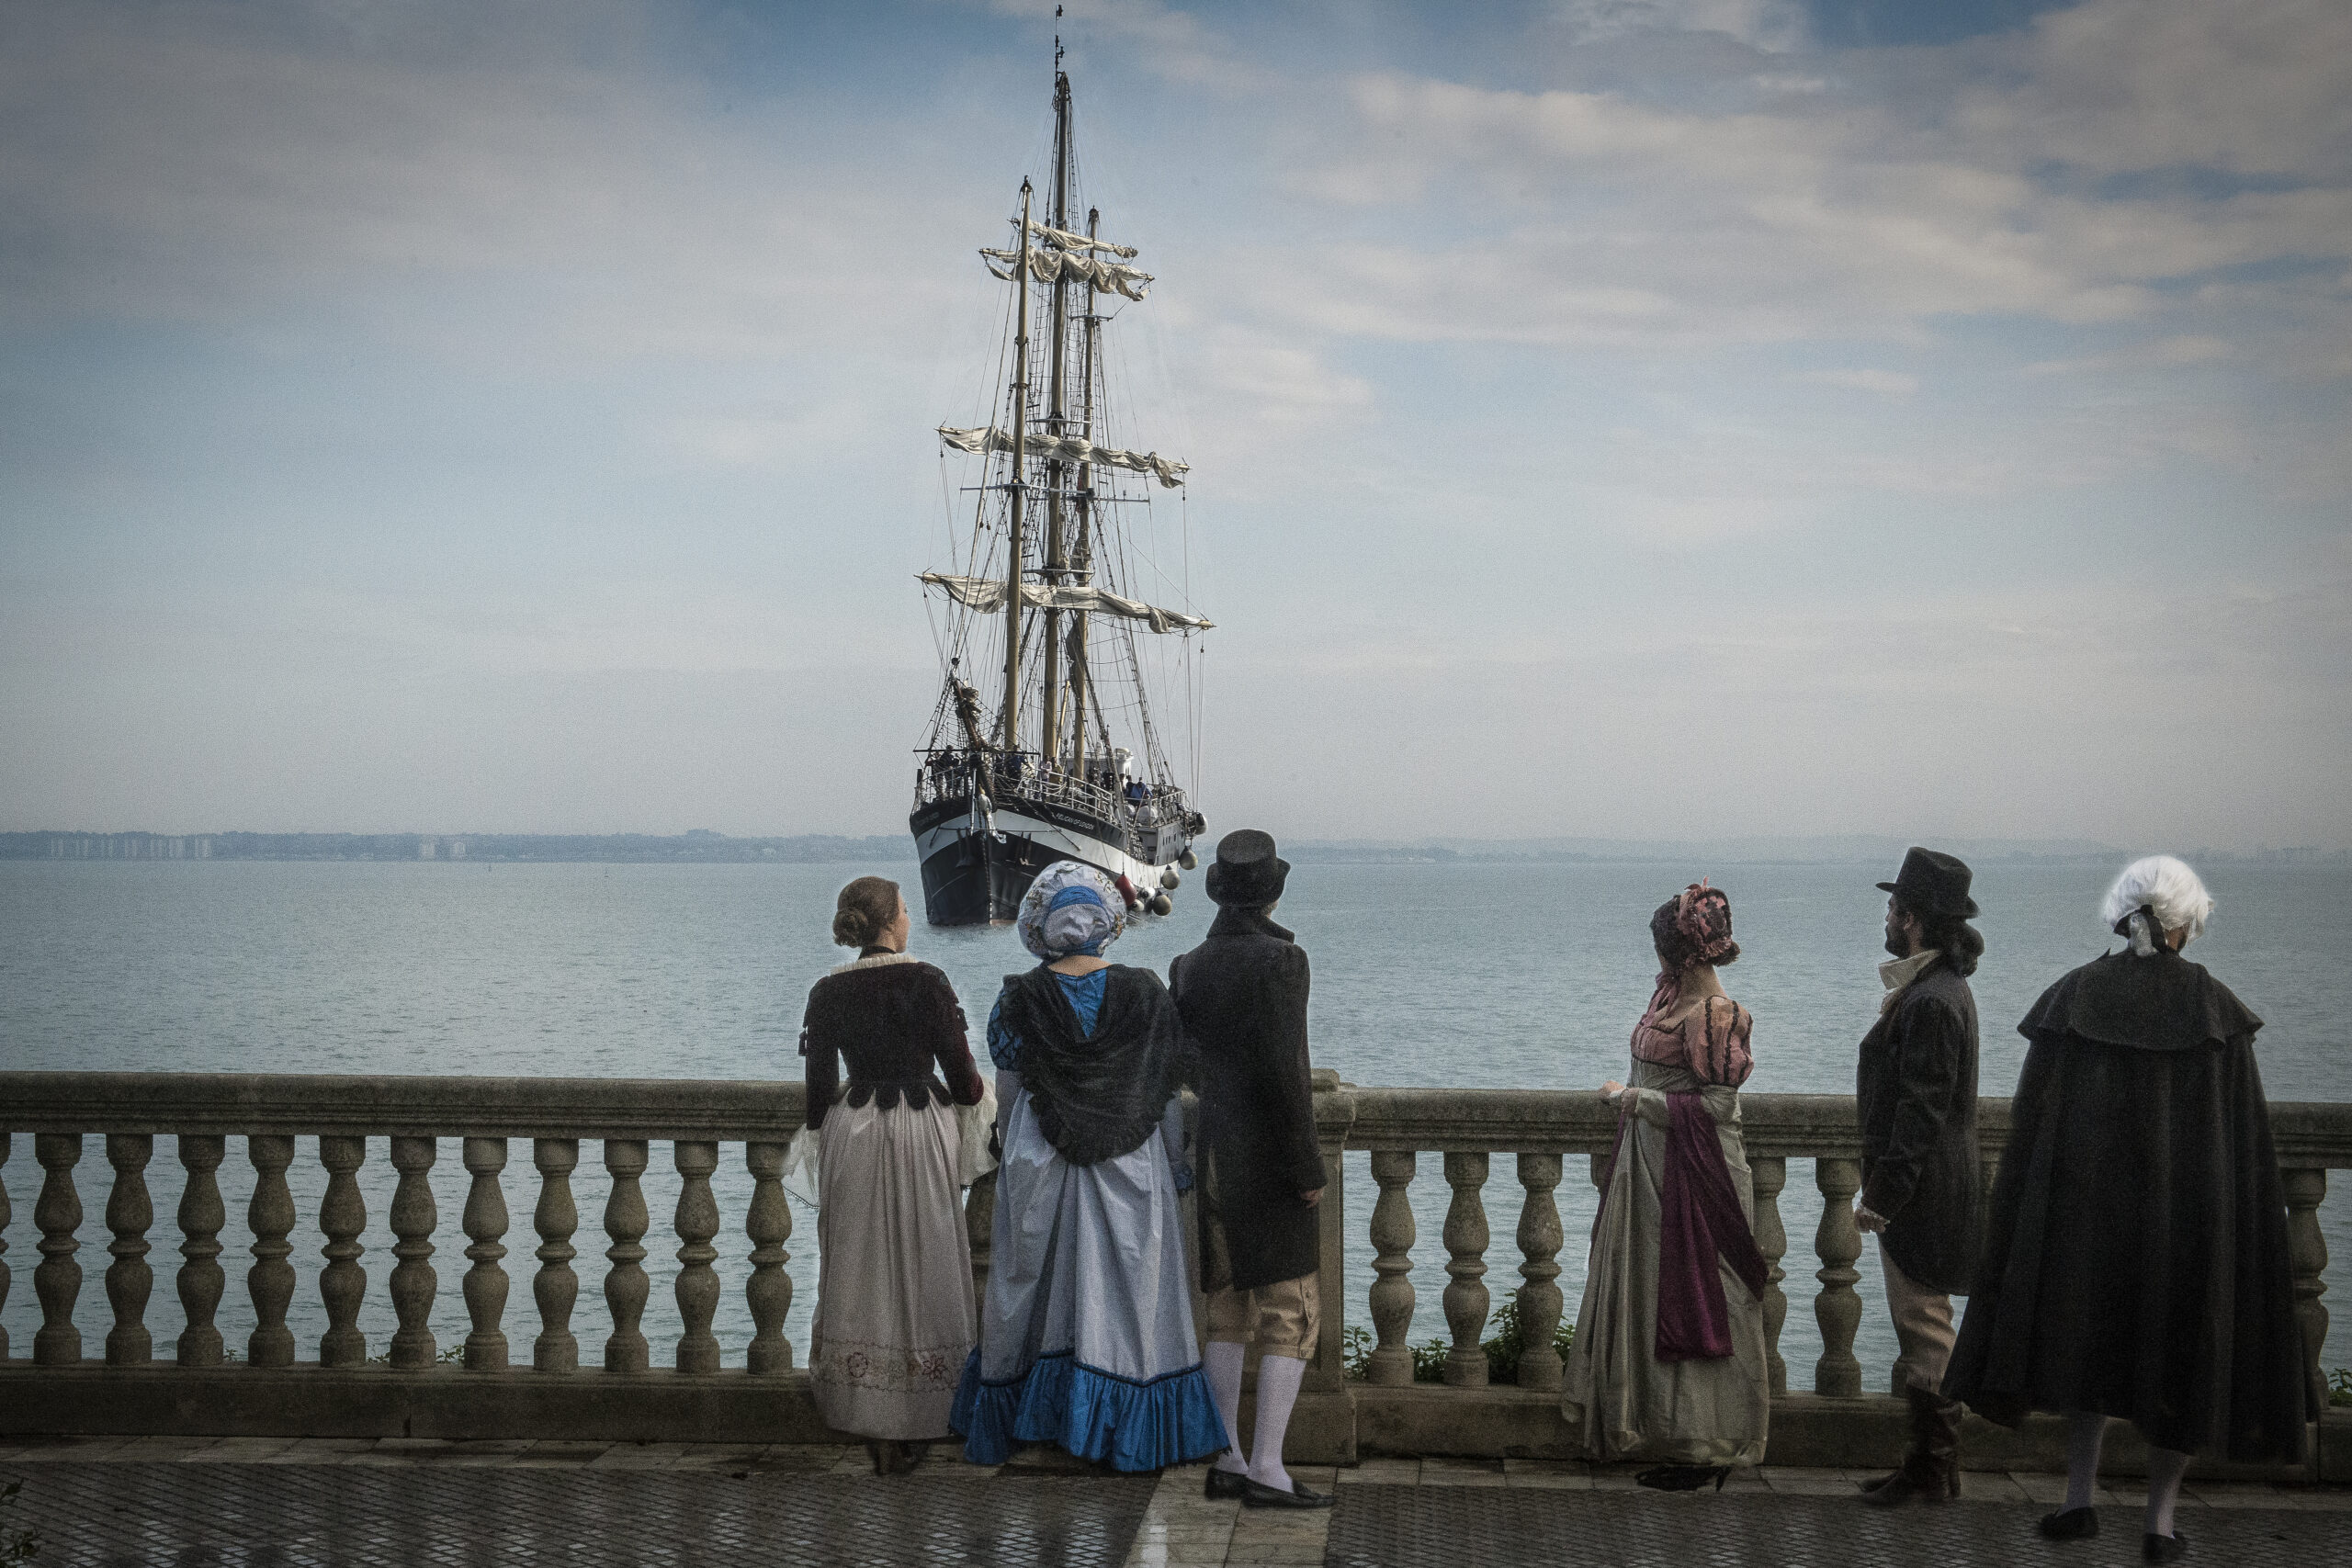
top-left (1654, 1091), bottom-right (1770, 1363)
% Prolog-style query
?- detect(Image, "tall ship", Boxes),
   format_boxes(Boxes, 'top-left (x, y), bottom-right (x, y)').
top-left (910, 63), bottom-right (1210, 926)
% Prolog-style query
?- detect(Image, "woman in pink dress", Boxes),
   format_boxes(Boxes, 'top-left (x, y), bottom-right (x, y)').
top-left (1561, 882), bottom-right (1770, 1490)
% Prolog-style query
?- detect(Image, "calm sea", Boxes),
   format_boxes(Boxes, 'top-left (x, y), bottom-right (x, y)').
top-left (4, 858), bottom-right (2346, 1383)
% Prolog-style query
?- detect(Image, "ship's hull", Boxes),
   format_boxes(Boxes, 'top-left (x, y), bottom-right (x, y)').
top-left (910, 791), bottom-right (1194, 925)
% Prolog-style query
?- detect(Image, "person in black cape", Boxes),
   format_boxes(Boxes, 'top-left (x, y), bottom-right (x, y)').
top-left (1943, 856), bottom-right (2308, 1564)
top-left (1169, 830), bottom-right (1332, 1510)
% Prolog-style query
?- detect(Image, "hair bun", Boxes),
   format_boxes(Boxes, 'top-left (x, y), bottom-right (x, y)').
top-left (831, 908), bottom-right (874, 947)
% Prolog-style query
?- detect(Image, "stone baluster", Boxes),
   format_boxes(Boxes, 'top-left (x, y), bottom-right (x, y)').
top-left (462, 1137), bottom-right (510, 1371)
top-left (966, 1171), bottom-right (998, 1304)
top-left (103, 1134), bottom-right (155, 1365)
top-left (673, 1141), bottom-right (722, 1373)
top-left (175, 1135), bottom-right (228, 1365)
top-left (1747, 1156), bottom-right (1790, 1395)
top-left (1441, 1151), bottom-right (1491, 1387)
top-left (1812, 1156), bottom-right (1863, 1397)
top-left (0, 1134), bottom-right (11, 1360)
top-left (1365, 1151), bottom-right (1418, 1386)
top-left (317, 1135), bottom-right (370, 1366)
top-left (2282, 1167), bottom-right (2329, 1416)
top-left (745, 1142), bottom-right (793, 1374)
top-left (246, 1135), bottom-right (297, 1367)
top-left (32, 1134), bottom-right (84, 1366)
top-left (603, 1140), bottom-right (650, 1372)
top-left (1513, 1153), bottom-right (1565, 1392)
top-left (386, 1136), bottom-right (439, 1368)
top-left (531, 1139), bottom-right (581, 1372)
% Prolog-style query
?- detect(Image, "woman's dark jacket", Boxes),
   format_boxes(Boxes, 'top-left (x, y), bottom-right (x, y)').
top-left (1942, 951), bottom-right (2308, 1461)
top-left (799, 954), bottom-right (985, 1129)
top-left (1856, 963), bottom-right (1983, 1294)
top-left (1168, 907), bottom-right (1324, 1292)
top-left (992, 964), bottom-right (1188, 1167)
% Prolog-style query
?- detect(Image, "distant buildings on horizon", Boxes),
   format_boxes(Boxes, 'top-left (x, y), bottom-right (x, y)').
top-left (1, 830), bottom-right (2343, 867)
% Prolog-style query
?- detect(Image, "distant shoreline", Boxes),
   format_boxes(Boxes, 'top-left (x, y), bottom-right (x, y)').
top-left (5, 829), bottom-right (2343, 867)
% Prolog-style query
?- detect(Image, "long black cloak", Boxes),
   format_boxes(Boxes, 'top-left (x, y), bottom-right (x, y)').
top-left (1941, 950), bottom-right (2309, 1461)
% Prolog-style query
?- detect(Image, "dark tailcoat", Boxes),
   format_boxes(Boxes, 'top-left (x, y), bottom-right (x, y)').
top-left (1856, 963), bottom-right (1984, 1295)
top-left (1942, 952), bottom-right (2308, 1461)
top-left (1169, 906), bottom-right (1323, 1292)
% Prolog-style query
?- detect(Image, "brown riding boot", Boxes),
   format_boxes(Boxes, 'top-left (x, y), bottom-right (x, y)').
top-left (1860, 1383), bottom-right (1963, 1506)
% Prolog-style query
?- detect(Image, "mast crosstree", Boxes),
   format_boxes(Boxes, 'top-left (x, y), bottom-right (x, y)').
top-left (908, 63), bottom-right (1210, 926)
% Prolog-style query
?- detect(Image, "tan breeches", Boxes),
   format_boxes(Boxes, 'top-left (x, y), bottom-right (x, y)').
top-left (1201, 1198), bottom-right (1319, 1359)
top-left (1880, 1237), bottom-right (1956, 1393)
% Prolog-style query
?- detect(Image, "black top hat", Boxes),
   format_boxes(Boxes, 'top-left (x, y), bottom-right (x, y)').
top-left (1877, 847), bottom-right (1979, 919)
top-left (1204, 829), bottom-right (1289, 908)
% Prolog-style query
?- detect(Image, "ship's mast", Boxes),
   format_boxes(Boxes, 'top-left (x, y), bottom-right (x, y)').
top-left (1039, 70), bottom-right (1073, 770)
top-left (1001, 179), bottom-right (1034, 752)
top-left (1066, 203), bottom-right (1100, 774)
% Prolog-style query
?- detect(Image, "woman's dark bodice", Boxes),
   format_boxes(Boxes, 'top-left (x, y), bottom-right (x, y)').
top-left (799, 955), bottom-right (986, 1128)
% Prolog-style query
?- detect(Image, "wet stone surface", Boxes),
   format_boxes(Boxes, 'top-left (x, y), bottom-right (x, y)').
top-left (0, 1462), bottom-right (1158, 1568)
top-left (1324, 1484), bottom-right (2344, 1568)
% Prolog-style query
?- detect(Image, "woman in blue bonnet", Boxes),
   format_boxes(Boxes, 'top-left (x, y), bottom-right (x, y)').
top-left (949, 860), bottom-right (1226, 1472)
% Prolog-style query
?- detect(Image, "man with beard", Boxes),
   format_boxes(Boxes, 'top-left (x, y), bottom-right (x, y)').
top-left (1855, 848), bottom-right (1985, 1507)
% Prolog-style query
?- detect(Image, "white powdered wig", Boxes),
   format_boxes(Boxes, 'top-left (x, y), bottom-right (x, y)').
top-left (2100, 856), bottom-right (2216, 956)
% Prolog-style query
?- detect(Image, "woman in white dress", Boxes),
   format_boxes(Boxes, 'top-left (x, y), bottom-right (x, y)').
top-left (801, 875), bottom-right (989, 1474)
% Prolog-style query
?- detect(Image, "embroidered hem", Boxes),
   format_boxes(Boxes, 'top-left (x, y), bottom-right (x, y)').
top-left (948, 1348), bottom-right (1228, 1472)
top-left (809, 1336), bottom-right (966, 1395)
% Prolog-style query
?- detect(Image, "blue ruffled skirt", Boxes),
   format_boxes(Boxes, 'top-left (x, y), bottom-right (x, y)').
top-left (949, 1088), bottom-right (1227, 1472)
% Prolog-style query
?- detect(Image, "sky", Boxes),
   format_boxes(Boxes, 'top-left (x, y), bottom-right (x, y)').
top-left (2, 0), bottom-right (2347, 848)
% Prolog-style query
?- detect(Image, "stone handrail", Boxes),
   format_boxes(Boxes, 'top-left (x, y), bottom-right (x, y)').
top-left (1330, 1083), bottom-right (2350, 1413)
top-left (0, 1070), bottom-right (2345, 1471)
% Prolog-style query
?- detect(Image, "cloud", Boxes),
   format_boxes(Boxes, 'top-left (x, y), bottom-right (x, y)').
top-left (1791, 367), bottom-right (1918, 396)
top-left (1545, 0), bottom-right (1807, 52)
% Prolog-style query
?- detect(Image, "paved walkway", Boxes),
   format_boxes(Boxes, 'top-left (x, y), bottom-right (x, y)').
top-left (3, 1437), bottom-right (2346, 1566)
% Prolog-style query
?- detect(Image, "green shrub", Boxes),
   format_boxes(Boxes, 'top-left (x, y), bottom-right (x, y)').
top-left (1342, 1291), bottom-right (1574, 1384)
top-left (2329, 1367), bottom-right (2351, 1408)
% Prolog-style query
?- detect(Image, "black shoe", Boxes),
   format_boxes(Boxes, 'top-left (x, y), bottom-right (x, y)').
top-left (2143, 1531), bottom-right (2188, 1563)
top-left (1239, 1476), bottom-right (1334, 1509)
top-left (1635, 1465), bottom-right (1730, 1493)
top-left (2039, 1507), bottom-right (2099, 1540)
top-left (1204, 1465), bottom-right (1250, 1501)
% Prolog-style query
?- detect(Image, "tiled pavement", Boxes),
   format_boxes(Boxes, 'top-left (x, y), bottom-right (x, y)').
top-left (2, 1437), bottom-right (2346, 1566)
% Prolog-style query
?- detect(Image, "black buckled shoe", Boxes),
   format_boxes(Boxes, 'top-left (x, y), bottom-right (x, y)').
top-left (1204, 1465), bottom-right (1250, 1501)
top-left (2038, 1506), bottom-right (2099, 1540)
top-left (2143, 1531), bottom-right (2188, 1563)
top-left (1240, 1476), bottom-right (1334, 1509)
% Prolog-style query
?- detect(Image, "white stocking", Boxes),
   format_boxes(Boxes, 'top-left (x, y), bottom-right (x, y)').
top-left (2064, 1412), bottom-right (2107, 1512)
top-left (1248, 1353), bottom-right (1308, 1492)
top-left (2145, 1447), bottom-right (2191, 1540)
top-left (1204, 1340), bottom-right (1248, 1473)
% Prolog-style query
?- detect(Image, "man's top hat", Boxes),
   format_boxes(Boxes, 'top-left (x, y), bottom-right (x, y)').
top-left (1877, 847), bottom-right (1979, 919)
top-left (1204, 829), bottom-right (1288, 908)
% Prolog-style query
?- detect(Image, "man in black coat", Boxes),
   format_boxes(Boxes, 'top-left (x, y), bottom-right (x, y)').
top-left (1855, 847), bottom-right (1985, 1508)
top-left (1169, 829), bottom-right (1330, 1511)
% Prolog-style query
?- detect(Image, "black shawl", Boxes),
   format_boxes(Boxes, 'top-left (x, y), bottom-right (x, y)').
top-left (1942, 951), bottom-right (2308, 1461)
top-left (995, 963), bottom-right (1188, 1167)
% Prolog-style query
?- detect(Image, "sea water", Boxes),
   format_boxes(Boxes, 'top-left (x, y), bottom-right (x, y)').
top-left (4, 857), bottom-right (2346, 1383)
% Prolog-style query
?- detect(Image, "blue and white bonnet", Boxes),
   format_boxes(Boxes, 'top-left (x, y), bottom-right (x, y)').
top-left (1018, 860), bottom-right (1128, 961)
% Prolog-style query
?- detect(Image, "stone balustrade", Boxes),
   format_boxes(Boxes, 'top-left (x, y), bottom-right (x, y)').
top-left (2, 1069), bottom-right (2346, 1480)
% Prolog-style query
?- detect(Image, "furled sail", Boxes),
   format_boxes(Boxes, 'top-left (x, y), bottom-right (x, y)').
top-left (980, 246), bottom-right (1152, 299)
top-left (937, 424), bottom-right (1188, 487)
top-left (920, 573), bottom-right (1213, 633)
top-left (1025, 220), bottom-right (1139, 259)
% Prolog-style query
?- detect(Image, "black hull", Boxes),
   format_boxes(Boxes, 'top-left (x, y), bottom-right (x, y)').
top-left (910, 793), bottom-right (1178, 926)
